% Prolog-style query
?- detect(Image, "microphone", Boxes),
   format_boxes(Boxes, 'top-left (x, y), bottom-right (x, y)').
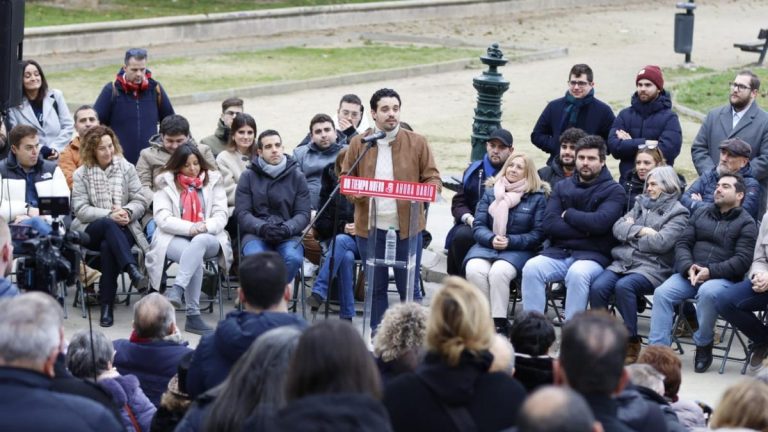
top-left (361, 131), bottom-right (386, 145)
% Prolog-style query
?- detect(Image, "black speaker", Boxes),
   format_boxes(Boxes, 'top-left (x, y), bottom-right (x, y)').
top-left (0, 0), bottom-right (24, 112)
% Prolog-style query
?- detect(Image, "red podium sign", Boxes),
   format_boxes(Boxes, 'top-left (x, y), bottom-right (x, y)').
top-left (339, 175), bottom-right (437, 203)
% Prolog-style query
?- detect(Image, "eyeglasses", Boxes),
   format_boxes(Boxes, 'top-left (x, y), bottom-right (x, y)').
top-left (730, 82), bottom-right (752, 92)
top-left (638, 141), bottom-right (658, 150)
top-left (568, 80), bottom-right (591, 88)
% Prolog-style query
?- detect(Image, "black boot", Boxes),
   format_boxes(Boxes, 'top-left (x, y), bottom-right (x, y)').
top-left (694, 343), bottom-right (713, 373)
top-left (127, 264), bottom-right (148, 292)
top-left (100, 303), bottom-right (114, 327)
top-left (494, 318), bottom-right (509, 337)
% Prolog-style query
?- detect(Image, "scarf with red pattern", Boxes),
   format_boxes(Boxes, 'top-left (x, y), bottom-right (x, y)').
top-left (177, 173), bottom-right (204, 223)
top-left (115, 68), bottom-right (152, 98)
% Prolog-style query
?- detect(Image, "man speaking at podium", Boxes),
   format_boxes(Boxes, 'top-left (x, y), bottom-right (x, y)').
top-left (343, 88), bottom-right (441, 331)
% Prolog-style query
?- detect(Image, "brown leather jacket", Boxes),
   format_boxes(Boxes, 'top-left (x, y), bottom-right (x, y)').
top-left (342, 128), bottom-right (441, 239)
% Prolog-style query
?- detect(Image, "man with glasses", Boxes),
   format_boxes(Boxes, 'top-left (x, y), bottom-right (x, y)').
top-left (94, 48), bottom-right (175, 165)
top-left (531, 64), bottom-right (615, 164)
top-left (201, 97), bottom-right (244, 157)
top-left (607, 65), bottom-right (682, 178)
top-left (691, 70), bottom-right (768, 214)
top-left (296, 94), bottom-right (369, 147)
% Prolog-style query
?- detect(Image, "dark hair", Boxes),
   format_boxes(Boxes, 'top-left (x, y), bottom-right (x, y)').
top-left (575, 135), bottom-right (607, 161)
top-left (560, 311), bottom-right (628, 395)
top-left (737, 70), bottom-right (761, 91)
top-left (559, 127), bottom-right (587, 145)
top-left (159, 114), bottom-right (190, 137)
top-left (124, 47), bottom-right (148, 64)
top-left (285, 320), bottom-right (382, 401)
top-left (718, 172), bottom-right (747, 197)
top-left (74, 104), bottom-right (98, 122)
top-left (569, 64), bottom-right (594, 82)
top-left (79, 125), bottom-right (123, 167)
top-left (339, 94), bottom-right (364, 114)
top-left (227, 113), bottom-right (258, 153)
top-left (21, 60), bottom-right (48, 104)
top-left (238, 252), bottom-right (288, 308)
top-left (308, 113), bottom-right (335, 133)
top-left (370, 88), bottom-right (401, 112)
top-left (203, 327), bottom-right (301, 432)
top-left (163, 143), bottom-right (212, 186)
top-left (222, 97), bottom-right (244, 113)
top-left (256, 129), bottom-right (281, 150)
top-left (510, 311), bottom-right (556, 356)
top-left (517, 386), bottom-right (595, 432)
top-left (9, 124), bottom-right (37, 147)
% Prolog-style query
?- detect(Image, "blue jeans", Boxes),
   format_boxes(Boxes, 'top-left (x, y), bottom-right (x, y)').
top-left (590, 270), bottom-right (655, 336)
top-left (21, 216), bottom-right (52, 236)
top-left (357, 229), bottom-right (423, 331)
top-left (717, 279), bottom-right (768, 346)
top-left (311, 234), bottom-right (360, 319)
top-left (649, 273), bottom-right (735, 346)
top-left (242, 237), bottom-right (303, 284)
top-left (521, 255), bottom-right (603, 320)
top-left (145, 219), bottom-right (156, 243)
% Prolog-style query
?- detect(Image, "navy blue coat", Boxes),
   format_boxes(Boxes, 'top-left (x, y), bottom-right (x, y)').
top-left (463, 188), bottom-right (547, 270)
top-left (542, 166), bottom-right (626, 267)
top-left (446, 158), bottom-right (496, 248)
top-left (531, 93), bottom-right (615, 163)
top-left (608, 91), bottom-right (682, 177)
top-left (680, 165), bottom-right (762, 221)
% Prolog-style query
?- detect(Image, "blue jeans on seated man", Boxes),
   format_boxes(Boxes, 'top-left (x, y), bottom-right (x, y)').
top-left (311, 234), bottom-right (360, 319)
top-left (648, 273), bottom-right (736, 347)
top-left (357, 229), bottom-right (423, 331)
top-left (21, 216), bottom-right (53, 236)
top-left (242, 237), bottom-right (303, 284)
top-left (521, 255), bottom-right (603, 321)
top-left (589, 270), bottom-right (655, 337)
top-left (716, 279), bottom-right (768, 348)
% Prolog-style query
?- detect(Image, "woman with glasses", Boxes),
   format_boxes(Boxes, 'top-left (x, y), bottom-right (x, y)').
top-left (6, 60), bottom-right (73, 157)
top-left (589, 166), bottom-right (689, 364)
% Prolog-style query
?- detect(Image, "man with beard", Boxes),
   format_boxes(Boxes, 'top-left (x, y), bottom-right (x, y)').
top-left (538, 127), bottom-right (586, 188)
top-left (682, 138), bottom-right (762, 220)
top-left (521, 135), bottom-right (625, 321)
top-left (446, 128), bottom-right (513, 276)
top-left (607, 65), bottom-right (682, 178)
top-left (691, 70), bottom-right (768, 213)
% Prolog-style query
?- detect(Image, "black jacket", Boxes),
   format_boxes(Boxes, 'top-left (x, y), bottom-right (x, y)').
top-left (512, 355), bottom-right (554, 393)
top-left (537, 159), bottom-right (571, 190)
top-left (315, 161), bottom-right (355, 241)
top-left (585, 394), bottom-right (635, 432)
top-left (675, 204), bottom-right (757, 281)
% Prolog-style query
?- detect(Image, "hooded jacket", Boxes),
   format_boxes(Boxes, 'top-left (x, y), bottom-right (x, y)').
top-left (186, 310), bottom-right (307, 398)
top-left (293, 135), bottom-right (348, 209)
top-left (200, 118), bottom-right (229, 157)
top-left (608, 91), bottom-right (683, 177)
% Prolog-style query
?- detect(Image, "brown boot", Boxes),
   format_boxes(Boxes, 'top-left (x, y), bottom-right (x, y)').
top-left (625, 336), bottom-right (642, 365)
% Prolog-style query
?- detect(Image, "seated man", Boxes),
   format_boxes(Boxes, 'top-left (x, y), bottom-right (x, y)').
top-left (538, 127), bottom-right (586, 188)
top-left (649, 173), bottom-right (757, 373)
top-left (59, 105), bottom-right (100, 189)
top-left (113, 293), bottom-right (193, 407)
top-left (521, 135), bottom-right (625, 320)
top-left (296, 94), bottom-right (369, 147)
top-left (200, 97), bottom-right (244, 157)
top-left (235, 130), bottom-right (311, 283)
top-left (446, 128), bottom-right (513, 276)
top-left (186, 252), bottom-right (307, 397)
top-left (294, 113), bottom-right (348, 210)
top-left (682, 138), bottom-right (761, 221)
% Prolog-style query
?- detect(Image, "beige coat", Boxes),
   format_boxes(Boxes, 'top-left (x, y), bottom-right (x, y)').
top-left (750, 213), bottom-right (768, 278)
top-left (215, 148), bottom-right (250, 214)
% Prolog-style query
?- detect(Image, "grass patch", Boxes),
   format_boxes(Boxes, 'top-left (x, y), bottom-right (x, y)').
top-left (48, 45), bottom-right (480, 104)
top-left (673, 68), bottom-right (768, 114)
top-left (663, 65), bottom-right (716, 81)
top-left (26, 0), bottom-right (388, 27)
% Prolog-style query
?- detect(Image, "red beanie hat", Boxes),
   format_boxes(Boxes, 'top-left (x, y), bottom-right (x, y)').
top-left (636, 65), bottom-right (664, 90)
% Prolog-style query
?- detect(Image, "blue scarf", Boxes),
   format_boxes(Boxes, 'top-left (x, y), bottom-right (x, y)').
top-left (564, 88), bottom-right (595, 127)
top-left (482, 154), bottom-right (501, 179)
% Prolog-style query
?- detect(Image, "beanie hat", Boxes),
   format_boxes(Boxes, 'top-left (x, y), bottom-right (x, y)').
top-left (636, 65), bottom-right (664, 90)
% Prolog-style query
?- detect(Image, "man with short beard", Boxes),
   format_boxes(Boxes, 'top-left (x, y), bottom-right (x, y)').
top-left (538, 127), bottom-right (585, 189)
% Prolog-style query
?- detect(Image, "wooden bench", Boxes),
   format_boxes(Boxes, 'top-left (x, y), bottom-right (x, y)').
top-left (734, 28), bottom-right (768, 66)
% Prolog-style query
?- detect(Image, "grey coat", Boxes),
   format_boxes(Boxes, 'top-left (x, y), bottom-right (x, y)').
top-left (607, 193), bottom-right (689, 287)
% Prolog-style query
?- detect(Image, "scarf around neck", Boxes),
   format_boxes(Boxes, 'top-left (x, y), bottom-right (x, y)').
top-left (488, 177), bottom-right (528, 236)
top-left (115, 67), bottom-right (151, 98)
top-left (177, 173), bottom-right (204, 223)
top-left (482, 154), bottom-right (502, 179)
top-left (85, 158), bottom-right (124, 210)
top-left (257, 155), bottom-right (287, 178)
top-left (564, 88), bottom-right (595, 127)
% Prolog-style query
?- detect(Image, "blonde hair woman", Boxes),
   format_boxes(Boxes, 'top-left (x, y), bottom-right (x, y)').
top-left (464, 153), bottom-right (550, 335)
top-left (710, 379), bottom-right (768, 431)
top-left (383, 277), bottom-right (527, 432)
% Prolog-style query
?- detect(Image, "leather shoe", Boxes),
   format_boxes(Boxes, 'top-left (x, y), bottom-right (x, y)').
top-left (694, 343), bottom-right (713, 373)
top-left (100, 303), bottom-right (114, 327)
top-left (127, 264), bottom-right (148, 292)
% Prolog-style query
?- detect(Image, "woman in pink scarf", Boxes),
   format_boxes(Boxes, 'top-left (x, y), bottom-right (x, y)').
top-left (464, 154), bottom-right (550, 335)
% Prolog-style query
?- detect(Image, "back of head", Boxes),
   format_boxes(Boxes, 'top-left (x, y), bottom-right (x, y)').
top-left (159, 114), bottom-right (190, 137)
top-left (66, 329), bottom-right (114, 379)
top-left (510, 311), bottom-right (556, 356)
top-left (373, 302), bottom-right (428, 363)
top-left (133, 293), bottom-right (176, 340)
top-left (518, 386), bottom-right (595, 432)
top-left (0, 292), bottom-right (63, 370)
top-left (637, 345), bottom-right (681, 400)
top-left (285, 320), bottom-right (381, 401)
top-left (426, 276), bottom-right (494, 367)
top-left (560, 311), bottom-right (628, 395)
top-left (626, 364), bottom-right (665, 396)
top-left (710, 379), bottom-right (768, 431)
top-left (239, 252), bottom-right (287, 309)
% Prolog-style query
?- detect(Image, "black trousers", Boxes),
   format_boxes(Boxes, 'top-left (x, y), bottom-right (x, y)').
top-left (85, 218), bottom-right (136, 305)
top-left (446, 224), bottom-right (476, 277)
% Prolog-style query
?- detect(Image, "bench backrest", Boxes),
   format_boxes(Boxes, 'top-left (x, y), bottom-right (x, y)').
top-left (759, 28), bottom-right (767, 40)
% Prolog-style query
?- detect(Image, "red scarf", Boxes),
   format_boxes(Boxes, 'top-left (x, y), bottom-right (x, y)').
top-left (115, 68), bottom-right (151, 98)
top-left (177, 173), bottom-right (204, 223)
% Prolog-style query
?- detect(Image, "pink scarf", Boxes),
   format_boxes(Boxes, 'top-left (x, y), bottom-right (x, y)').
top-left (177, 173), bottom-right (204, 223)
top-left (488, 177), bottom-right (527, 236)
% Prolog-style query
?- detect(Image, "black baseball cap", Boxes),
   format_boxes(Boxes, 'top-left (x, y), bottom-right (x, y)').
top-left (488, 128), bottom-right (513, 147)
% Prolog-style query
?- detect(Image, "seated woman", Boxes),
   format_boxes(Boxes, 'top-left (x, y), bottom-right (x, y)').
top-left (619, 146), bottom-right (686, 213)
top-left (145, 143), bottom-right (233, 335)
top-left (6, 59), bottom-right (73, 155)
top-left (71, 125), bottom-right (150, 327)
top-left (589, 166), bottom-right (689, 364)
top-left (384, 277), bottom-right (527, 432)
top-left (216, 113), bottom-right (257, 239)
top-left (464, 153), bottom-right (548, 335)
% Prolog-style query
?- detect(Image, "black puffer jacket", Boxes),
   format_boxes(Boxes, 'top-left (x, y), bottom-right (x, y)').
top-left (315, 161), bottom-right (355, 241)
